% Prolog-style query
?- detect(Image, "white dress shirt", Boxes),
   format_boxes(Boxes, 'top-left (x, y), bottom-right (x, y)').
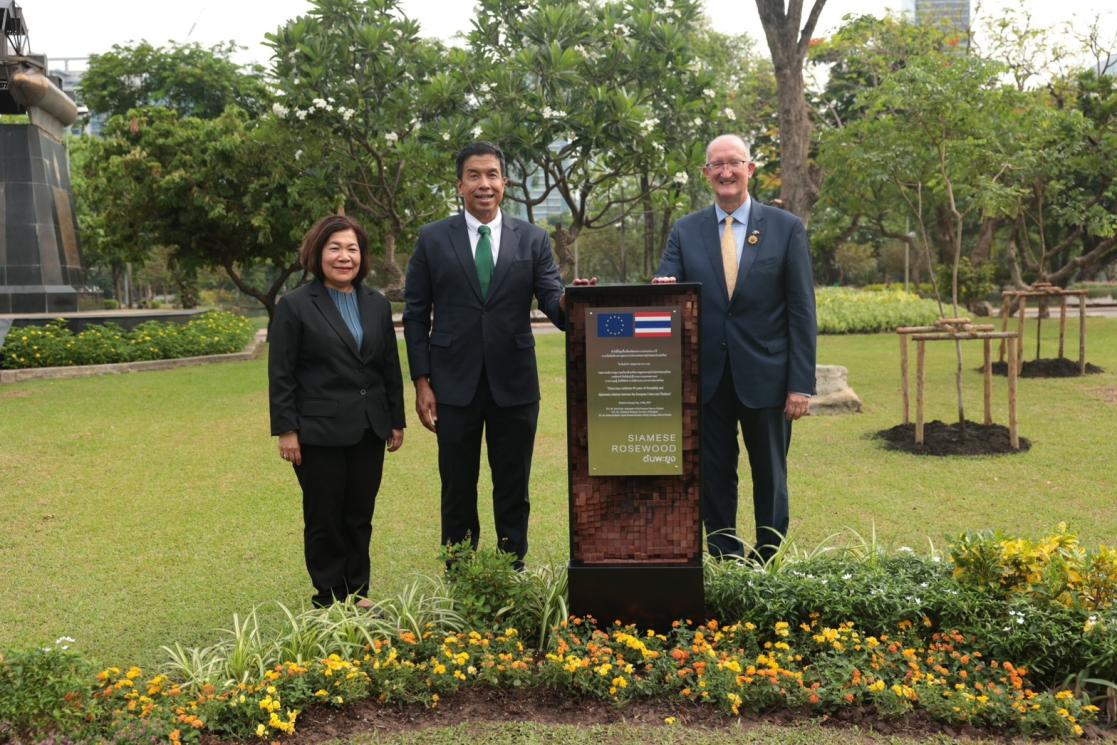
top-left (464, 208), bottom-right (503, 263)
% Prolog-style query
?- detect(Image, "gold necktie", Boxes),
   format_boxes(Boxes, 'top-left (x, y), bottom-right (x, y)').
top-left (722, 215), bottom-right (738, 296)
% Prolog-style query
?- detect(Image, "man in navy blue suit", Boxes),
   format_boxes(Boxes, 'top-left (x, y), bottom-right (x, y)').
top-left (403, 141), bottom-right (566, 568)
top-left (655, 134), bottom-right (816, 562)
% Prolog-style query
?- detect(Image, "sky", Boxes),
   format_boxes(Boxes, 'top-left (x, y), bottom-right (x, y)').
top-left (19, 0), bottom-right (1117, 70)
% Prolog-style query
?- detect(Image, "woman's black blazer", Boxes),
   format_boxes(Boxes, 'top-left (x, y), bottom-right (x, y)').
top-left (268, 280), bottom-right (405, 446)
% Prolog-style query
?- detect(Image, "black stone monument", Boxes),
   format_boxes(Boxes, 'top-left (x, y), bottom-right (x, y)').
top-left (1, 0), bottom-right (92, 314)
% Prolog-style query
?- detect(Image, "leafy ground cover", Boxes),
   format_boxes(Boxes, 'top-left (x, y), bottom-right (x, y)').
top-left (2, 534), bottom-right (1113, 742)
top-left (815, 287), bottom-right (942, 334)
top-left (1, 318), bottom-right (1114, 672)
top-left (0, 311), bottom-right (255, 368)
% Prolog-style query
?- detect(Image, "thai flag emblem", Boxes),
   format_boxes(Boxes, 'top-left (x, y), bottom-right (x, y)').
top-left (634, 311), bottom-right (672, 337)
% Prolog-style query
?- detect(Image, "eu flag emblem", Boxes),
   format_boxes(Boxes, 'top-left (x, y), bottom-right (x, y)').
top-left (597, 313), bottom-right (634, 337)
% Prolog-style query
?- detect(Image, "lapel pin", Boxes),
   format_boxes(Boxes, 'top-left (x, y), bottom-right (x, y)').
top-left (747, 230), bottom-right (760, 246)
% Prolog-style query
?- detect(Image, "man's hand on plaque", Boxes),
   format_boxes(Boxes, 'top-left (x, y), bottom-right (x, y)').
top-left (651, 276), bottom-right (677, 284)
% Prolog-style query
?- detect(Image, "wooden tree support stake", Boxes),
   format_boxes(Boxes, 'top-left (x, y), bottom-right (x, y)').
top-left (905, 329), bottom-right (1021, 450)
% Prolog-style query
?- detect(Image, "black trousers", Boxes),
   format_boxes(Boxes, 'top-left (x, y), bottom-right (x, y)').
top-left (701, 365), bottom-right (792, 562)
top-left (435, 372), bottom-right (539, 567)
top-left (294, 430), bottom-right (385, 607)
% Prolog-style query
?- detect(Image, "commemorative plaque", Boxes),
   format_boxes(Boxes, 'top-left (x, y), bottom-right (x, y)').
top-left (585, 307), bottom-right (682, 476)
top-left (565, 283), bottom-right (704, 630)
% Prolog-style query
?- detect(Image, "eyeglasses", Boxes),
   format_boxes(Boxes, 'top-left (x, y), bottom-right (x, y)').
top-left (704, 159), bottom-right (750, 171)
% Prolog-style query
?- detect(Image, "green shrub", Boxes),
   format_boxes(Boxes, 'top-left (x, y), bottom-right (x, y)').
top-left (0, 640), bottom-right (96, 741)
top-left (935, 258), bottom-right (997, 305)
top-left (833, 242), bottom-right (879, 285)
top-left (102, 299), bottom-right (120, 310)
top-left (0, 311), bottom-right (254, 369)
top-left (815, 287), bottom-right (941, 334)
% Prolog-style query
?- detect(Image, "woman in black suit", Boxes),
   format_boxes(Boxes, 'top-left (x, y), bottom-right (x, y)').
top-left (268, 215), bottom-right (405, 608)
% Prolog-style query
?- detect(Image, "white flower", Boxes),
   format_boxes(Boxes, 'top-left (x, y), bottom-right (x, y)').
top-left (465, 93), bottom-right (480, 108)
top-left (340, 108), bottom-right (355, 121)
top-left (897, 546), bottom-right (914, 554)
top-left (295, 109), bottom-right (308, 120)
top-left (703, 88), bottom-right (716, 98)
top-left (692, 117), bottom-right (703, 127)
top-left (478, 83), bottom-right (493, 94)
top-left (722, 107), bottom-right (736, 121)
top-left (294, 149), bottom-right (303, 160)
top-left (442, 132), bottom-right (451, 141)
top-left (271, 102), bottom-right (290, 118)
top-left (614, 23), bottom-right (630, 35)
top-left (385, 132), bottom-right (399, 144)
top-left (651, 141), bottom-right (664, 152)
top-left (541, 106), bottom-right (567, 120)
top-left (673, 171), bottom-right (689, 185)
top-left (312, 97), bottom-right (328, 109)
top-left (639, 116), bottom-right (659, 135)
top-left (471, 125), bottom-right (483, 138)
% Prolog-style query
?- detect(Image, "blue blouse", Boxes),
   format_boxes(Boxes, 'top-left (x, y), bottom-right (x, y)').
top-left (327, 287), bottom-right (364, 349)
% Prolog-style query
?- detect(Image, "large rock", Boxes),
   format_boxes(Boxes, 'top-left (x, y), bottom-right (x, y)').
top-left (809, 364), bottom-right (862, 415)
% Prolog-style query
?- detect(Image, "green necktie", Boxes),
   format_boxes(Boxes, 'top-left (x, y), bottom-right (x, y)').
top-left (476, 225), bottom-right (494, 299)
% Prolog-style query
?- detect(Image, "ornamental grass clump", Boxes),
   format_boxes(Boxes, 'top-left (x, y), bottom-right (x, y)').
top-left (0, 312), bottom-right (254, 369)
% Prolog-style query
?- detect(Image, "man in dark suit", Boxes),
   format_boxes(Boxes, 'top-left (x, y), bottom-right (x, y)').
top-left (403, 141), bottom-right (566, 567)
top-left (655, 134), bottom-right (816, 562)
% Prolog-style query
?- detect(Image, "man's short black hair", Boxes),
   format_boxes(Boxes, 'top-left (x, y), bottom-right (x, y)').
top-left (456, 141), bottom-right (506, 180)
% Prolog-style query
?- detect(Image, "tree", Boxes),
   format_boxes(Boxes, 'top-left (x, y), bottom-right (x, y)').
top-left (820, 52), bottom-right (1034, 430)
top-left (465, 0), bottom-right (727, 278)
top-left (265, 0), bottom-right (466, 288)
top-left (754, 0), bottom-right (828, 224)
top-left (76, 107), bottom-right (330, 320)
top-left (80, 41), bottom-right (269, 118)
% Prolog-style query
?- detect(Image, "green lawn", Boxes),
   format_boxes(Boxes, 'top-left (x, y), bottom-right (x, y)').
top-left (1, 318), bottom-right (1115, 671)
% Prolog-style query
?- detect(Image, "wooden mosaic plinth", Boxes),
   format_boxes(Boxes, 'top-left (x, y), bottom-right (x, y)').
top-left (564, 283), bottom-right (703, 629)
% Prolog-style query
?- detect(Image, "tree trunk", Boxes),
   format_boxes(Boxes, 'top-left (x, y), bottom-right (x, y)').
top-left (382, 231), bottom-right (404, 290)
top-left (640, 174), bottom-right (655, 278)
top-left (755, 0), bottom-right (827, 225)
top-left (550, 223), bottom-right (578, 280)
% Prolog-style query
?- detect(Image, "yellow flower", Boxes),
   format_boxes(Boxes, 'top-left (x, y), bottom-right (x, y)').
top-left (256, 723), bottom-right (267, 737)
top-left (664, 716), bottom-right (677, 725)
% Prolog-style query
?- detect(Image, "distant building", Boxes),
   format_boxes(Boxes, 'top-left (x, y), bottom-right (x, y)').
top-left (901, 0), bottom-right (970, 33)
top-left (504, 162), bottom-right (570, 226)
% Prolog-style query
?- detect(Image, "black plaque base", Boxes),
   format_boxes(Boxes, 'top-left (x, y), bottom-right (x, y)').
top-left (568, 564), bottom-right (704, 631)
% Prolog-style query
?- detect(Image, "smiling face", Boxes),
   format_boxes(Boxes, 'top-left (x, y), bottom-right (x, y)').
top-left (320, 228), bottom-right (361, 291)
top-left (458, 154), bottom-right (506, 223)
top-left (702, 135), bottom-right (757, 213)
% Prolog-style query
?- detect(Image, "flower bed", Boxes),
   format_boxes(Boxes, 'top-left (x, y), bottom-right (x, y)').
top-left (0, 312), bottom-right (255, 369)
top-left (1, 527), bottom-right (1114, 742)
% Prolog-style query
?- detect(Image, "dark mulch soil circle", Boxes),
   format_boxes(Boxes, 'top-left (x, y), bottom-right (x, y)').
top-left (987, 358), bottom-right (1105, 377)
top-left (874, 420), bottom-right (1031, 456)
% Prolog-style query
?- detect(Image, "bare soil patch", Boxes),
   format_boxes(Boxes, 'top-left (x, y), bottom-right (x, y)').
top-left (874, 421), bottom-right (1031, 456)
top-left (988, 359), bottom-right (1104, 377)
top-left (197, 687), bottom-right (1110, 743)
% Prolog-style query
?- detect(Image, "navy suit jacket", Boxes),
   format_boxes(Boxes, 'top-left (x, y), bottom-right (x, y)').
top-left (268, 280), bottom-right (406, 446)
top-left (657, 201), bottom-right (817, 408)
top-left (402, 212), bottom-right (565, 408)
